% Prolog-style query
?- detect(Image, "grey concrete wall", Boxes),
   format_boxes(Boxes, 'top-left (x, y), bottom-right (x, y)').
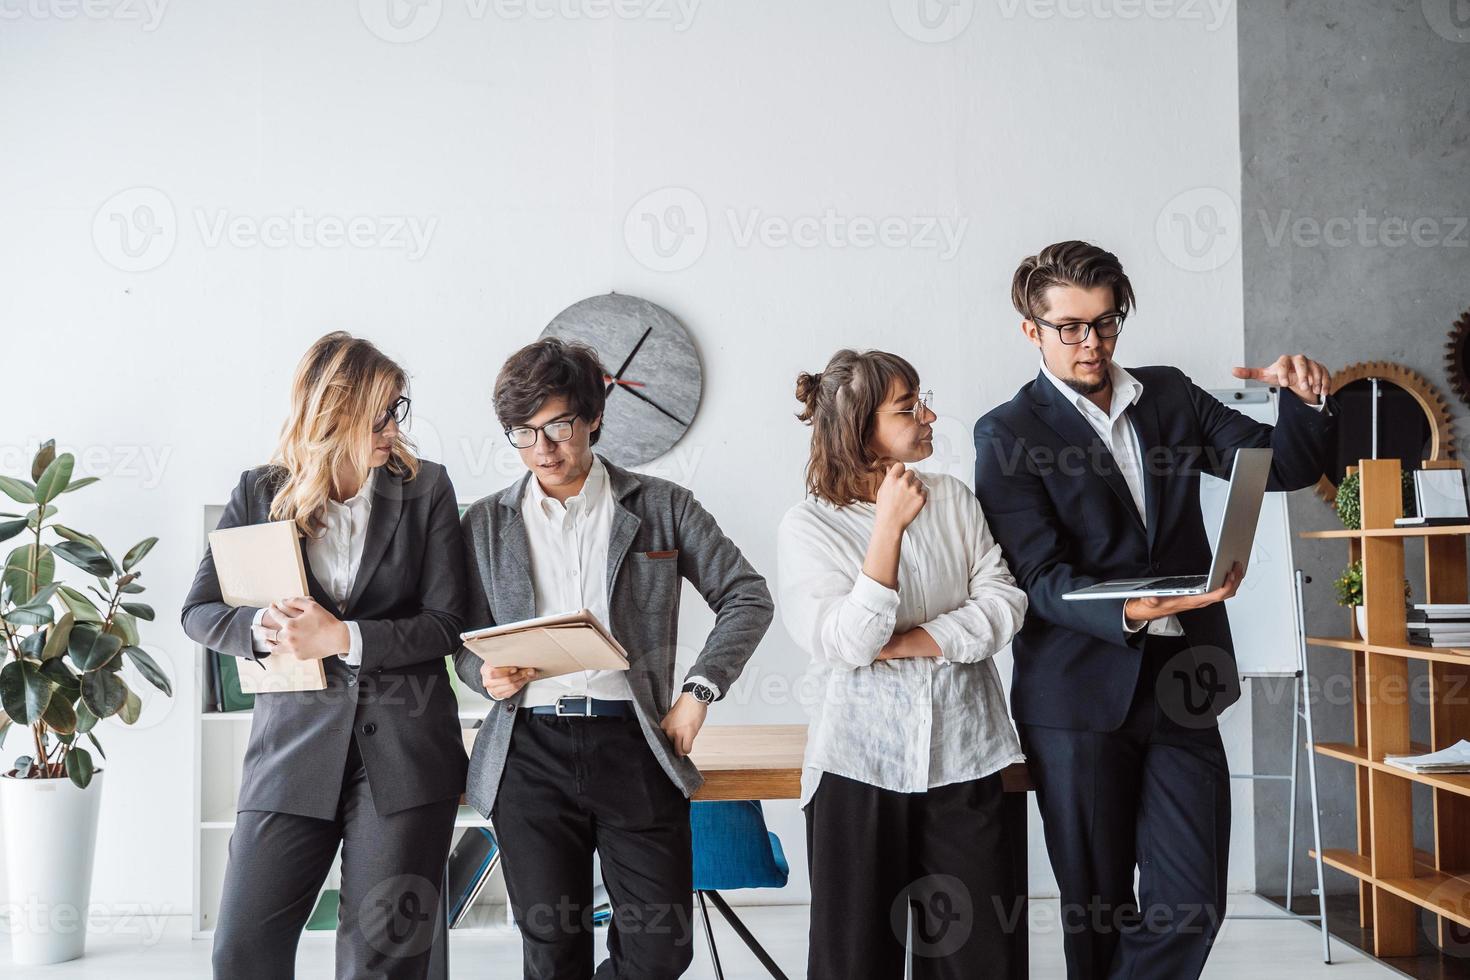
top-left (1239, 0), bottom-right (1470, 897)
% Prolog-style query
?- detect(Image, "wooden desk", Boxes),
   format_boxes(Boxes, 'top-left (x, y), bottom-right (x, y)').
top-left (688, 723), bottom-right (1031, 978)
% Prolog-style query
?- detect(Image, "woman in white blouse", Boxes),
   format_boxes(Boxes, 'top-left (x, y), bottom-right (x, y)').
top-left (777, 348), bottom-right (1028, 980)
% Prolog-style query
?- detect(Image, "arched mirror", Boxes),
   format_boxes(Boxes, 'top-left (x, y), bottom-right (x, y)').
top-left (1316, 361), bottom-right (1455, 505)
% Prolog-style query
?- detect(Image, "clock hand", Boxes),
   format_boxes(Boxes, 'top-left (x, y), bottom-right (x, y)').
top-left (618, 382), bottom-right (689, 426)
top-left (602, 375), bottom-right (647, 388)
top-left (605, 326), bottom-right (653, 396)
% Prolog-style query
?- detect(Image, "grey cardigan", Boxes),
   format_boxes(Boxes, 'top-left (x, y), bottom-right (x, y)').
top-left (454, 456), bottom-right (774, 816)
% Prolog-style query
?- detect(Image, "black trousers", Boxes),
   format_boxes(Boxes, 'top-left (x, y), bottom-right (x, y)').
top-left (804, 770), bottom-right (1014, 980)
top-left (491, 712), bottom-right (694, 980)
top-left (1019, 633), bottom-right (1232, 980)
top-left (213, 736), bottom-right (459, 980)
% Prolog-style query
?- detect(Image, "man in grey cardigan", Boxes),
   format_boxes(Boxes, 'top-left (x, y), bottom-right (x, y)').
top-left (455, 338), bottom-right (773, 980)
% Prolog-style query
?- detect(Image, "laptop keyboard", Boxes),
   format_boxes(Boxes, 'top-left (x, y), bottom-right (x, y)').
top-left (1144, 575), bottom-right (1208, 590)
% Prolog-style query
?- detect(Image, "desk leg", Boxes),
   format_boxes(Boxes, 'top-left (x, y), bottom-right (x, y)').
top-left (1002, 790), bottom-right (1029, 980)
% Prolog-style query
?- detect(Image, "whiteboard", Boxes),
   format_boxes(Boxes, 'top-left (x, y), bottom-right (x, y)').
top-left (1200, 388), bottom-right (1302, 676)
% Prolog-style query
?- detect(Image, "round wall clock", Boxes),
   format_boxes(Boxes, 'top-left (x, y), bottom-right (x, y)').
top-left (539, 293), bottom-right (703, 468)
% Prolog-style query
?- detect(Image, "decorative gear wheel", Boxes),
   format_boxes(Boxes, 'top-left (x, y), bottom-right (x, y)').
top-left (1445, 309), bottom-right (1470, 408)
top-left (1314, 360), bottom-right (1455, 505)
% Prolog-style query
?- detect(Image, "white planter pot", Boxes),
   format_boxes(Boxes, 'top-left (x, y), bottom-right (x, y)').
top-left (1355, 605), bottom-right (1369, 638)
top-left (0, 770), bottom-right (104, 966)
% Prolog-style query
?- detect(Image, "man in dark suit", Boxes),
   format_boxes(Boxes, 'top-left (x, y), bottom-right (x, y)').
top-left (973, 240), bottom-right (1336, 980)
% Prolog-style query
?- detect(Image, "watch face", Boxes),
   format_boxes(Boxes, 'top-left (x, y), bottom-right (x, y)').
top-left (540, 293), bottom-right (702, 468)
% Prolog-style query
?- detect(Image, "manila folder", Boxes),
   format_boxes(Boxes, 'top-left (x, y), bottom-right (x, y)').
top-left (207, 520), bottom-right (326, 693)
top-left (460, 610), bottom-right (630, 681)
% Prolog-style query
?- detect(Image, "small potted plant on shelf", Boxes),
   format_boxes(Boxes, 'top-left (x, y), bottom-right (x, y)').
top-left (1335, 469), bottom-right (1418, 530)
top-left (1333, 558), bottom-right (1412, 638)
top-left (0, 440), bottom-right (171, 966)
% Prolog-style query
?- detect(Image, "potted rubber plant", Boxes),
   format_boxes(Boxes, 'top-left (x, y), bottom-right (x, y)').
top-left (0, 440), bottom-right (171, 966)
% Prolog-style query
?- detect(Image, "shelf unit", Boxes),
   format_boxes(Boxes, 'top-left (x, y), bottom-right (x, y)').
top-left (191, 504), bottom-right (511, 940)
top-left (1302, 458), bottom-right (1470, 957)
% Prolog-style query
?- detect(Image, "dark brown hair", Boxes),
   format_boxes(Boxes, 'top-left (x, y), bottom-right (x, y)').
top-left (795, 349), bottom-right (920, 507)
top-left (493, 338), bottom-right (606, 446)
top-left (1011, 240), bottom-right (1137, 320)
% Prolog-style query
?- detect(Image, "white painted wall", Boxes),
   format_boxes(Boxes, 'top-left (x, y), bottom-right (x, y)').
top-left (0, 0), bottom-right (1249, 922)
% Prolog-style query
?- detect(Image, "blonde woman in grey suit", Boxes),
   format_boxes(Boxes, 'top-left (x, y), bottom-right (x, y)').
top-left (182, 332), bottom-right (468, 980)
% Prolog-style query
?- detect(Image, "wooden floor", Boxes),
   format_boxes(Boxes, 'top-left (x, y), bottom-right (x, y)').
top-left (0, 895), bottom-right (1409, 979)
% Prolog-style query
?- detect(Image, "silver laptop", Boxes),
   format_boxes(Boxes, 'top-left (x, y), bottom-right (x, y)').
top-left (1063, 447), bottom-right (1274, 601)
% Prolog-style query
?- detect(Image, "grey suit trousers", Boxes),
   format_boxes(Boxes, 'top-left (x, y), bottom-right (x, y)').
top-left (212, 736), bottom-right (459, 980)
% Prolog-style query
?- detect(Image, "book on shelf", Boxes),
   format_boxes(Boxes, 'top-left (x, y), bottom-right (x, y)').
top-left (1385, 740), bottom-right (1470, 774)
top-left (1411, 603), bottom-right (1470, 619)
top-left (446, 827), bottom-right (500, 929)
top-left (306, 888), bottom-right (340, 931)
top-left (209, 651), bottom-right (255, 713)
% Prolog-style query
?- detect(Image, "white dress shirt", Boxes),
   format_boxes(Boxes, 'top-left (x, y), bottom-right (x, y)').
top-left (251, 468), bottom-right (372, 663)
top-left (777, 471), bottom-right (1028, 806)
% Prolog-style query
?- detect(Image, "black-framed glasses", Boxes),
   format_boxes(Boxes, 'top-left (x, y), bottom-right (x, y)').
top-left (1031, 312), bottom-right (1126, 345)
top-left (373, 395), bottom-right (411, 433)
top-left (505, 416), bottom-right (577, 450)
top-left (875, 390), bottom-right (934, 419)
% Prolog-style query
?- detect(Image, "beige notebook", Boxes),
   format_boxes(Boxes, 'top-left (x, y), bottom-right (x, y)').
top-left (207, 520), bottom-right (326, 693)
top-left (460, 609), bottom-right (630, 681)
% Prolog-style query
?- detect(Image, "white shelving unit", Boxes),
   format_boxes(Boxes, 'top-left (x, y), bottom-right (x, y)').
top-left (191, 504), bottom-right (512, 940)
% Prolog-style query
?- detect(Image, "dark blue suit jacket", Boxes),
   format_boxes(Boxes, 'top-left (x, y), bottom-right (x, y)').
top-left (973, 366), bottom-right (1336, 732)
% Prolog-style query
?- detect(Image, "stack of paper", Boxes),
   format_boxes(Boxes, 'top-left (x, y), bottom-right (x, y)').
top-left (1385, 740), bottom-right (1470, 774)
top-left (1408, 604), bottom-right (1470, 649)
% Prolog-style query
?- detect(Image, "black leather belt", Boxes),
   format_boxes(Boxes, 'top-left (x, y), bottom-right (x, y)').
top-left (527, 696), bottom-right (635, 718)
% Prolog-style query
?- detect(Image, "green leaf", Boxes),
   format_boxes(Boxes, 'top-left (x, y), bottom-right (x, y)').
top-left (24, 504), bottom-right (57, 530)
top-left (0, 518), bottom-right (26, 544)
top-left (121, 602), bottom-right (154, 621)
top-left (41, 613), bottom-right (73, 660)
top-left (65, 746), bottom-right (94, 788)
top-left (118, 685), bottom-right (141, 725)
top-left (0, 659), bottom-right (54, 726)
top-left (74, 697), bottom-right (98, 734)
top-left (51, 525), bottom-right (103, 551)
top-left (0, 476), bottom-right (36, 506)
top-left (4, 544), bottom-right (54, 604)
top-left (58, 477), bottom-right (98, 495)
top-left (56, 585), bottom-right (103, 623)
top-left (42, 694), bottom-right (76, 734)
top-left (18, 631), bottom-right (45, 658)
top-left (68, 623), bottom-right (123, 671)
top-left (33, 454), bottom-right (74, 504)
top-left (4, 603), bottom-right (53, 627)
top-left (38, 658), bottom-right (79, 698)
top-left (30, 441), bottom-right (56, 482)
top-left (86, 732), bottom-right (105, 758)
top-left (52, 541), bottom-right (114, 577)
top-left (124, 646), bottom-right (172, 696)
top-left (0, 710), bottom-right (10, 749)
top-left (107, 611), bottom-right (140, 647)
top-left (122, 537), bottom-right (157, 571)
top-left (120, 581), bottom-right (145, 595)
top-left (80, 670), bottom-right (127, 719)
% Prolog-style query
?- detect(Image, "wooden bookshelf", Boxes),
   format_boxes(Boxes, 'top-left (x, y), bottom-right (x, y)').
top-left (1302, 458), bottom-right (1470, 956)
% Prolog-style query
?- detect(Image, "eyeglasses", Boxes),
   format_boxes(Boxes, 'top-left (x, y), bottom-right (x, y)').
top-left (505, 417), bottom-right (577, 449)
top-left (373, 395), bottom-right (411, 433)
top-left (875, 390), bottom-right (934, 419)
top-left (1030, 312), bottom-right (1126, 345)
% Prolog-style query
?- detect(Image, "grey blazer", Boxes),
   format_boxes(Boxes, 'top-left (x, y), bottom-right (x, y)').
top-left (181, 461), bottom-right (469, 819)
top-left (454, 456), bottom-right (774, 817)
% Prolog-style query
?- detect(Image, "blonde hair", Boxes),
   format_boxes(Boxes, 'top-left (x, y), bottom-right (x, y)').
top-left (268, 332), bottom-right (419, 537)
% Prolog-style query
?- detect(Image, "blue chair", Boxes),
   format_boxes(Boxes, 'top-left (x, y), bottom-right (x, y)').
top-left (690, 800), bottom-right (792, 980)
